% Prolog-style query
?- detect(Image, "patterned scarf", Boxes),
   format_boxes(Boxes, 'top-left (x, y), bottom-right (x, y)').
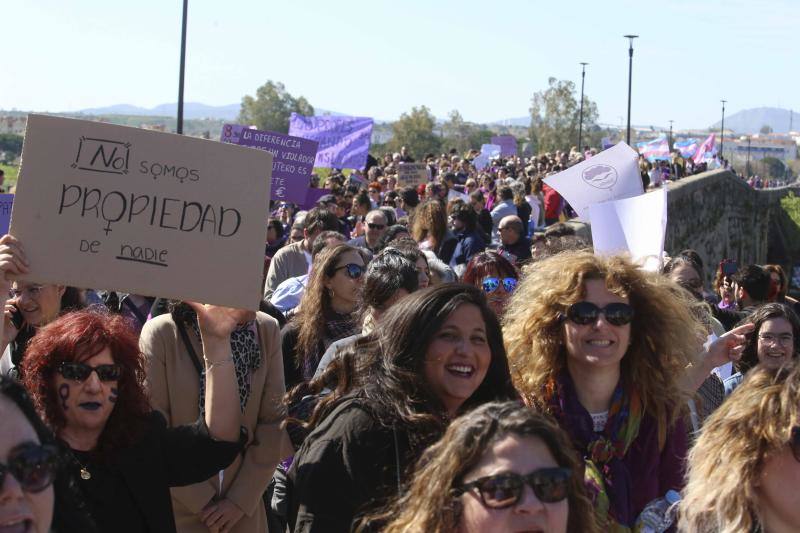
top-left (301, 310), bottom-right (358, 380)
top-left (191, 319), bottom-right (262, 417)
top-left (544, 372), bottom-right (643, 531)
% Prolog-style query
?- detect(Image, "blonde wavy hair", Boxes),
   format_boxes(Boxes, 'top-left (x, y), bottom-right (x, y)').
top-left (678, 362), bottom-right (800, 533)
top-left (503, 251), bottom-right (704, 436)
top-left (358, 401), bottom-right (598, 533)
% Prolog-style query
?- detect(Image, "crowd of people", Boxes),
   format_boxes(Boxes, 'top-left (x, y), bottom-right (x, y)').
top-left (1, 143), bottom-right (799, 533)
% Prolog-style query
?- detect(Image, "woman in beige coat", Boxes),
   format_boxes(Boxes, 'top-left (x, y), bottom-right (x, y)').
top-left (141, 302), bottom-right (289, 533)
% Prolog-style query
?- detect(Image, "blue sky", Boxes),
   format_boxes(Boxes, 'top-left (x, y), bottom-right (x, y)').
top-left (5, 0), bottom-right (798, 129)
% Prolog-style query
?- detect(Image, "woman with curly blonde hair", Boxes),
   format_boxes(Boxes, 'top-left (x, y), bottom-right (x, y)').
top-left (503, 251), bottom-right (705, 530)
top-left (361, 401), bottom-right (597, 533)
top-left (679, 361), bottom-right (800, 533)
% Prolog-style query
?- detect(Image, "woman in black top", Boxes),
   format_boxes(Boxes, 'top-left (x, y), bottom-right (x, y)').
top-left (286, 284), bottom-right (519, 532)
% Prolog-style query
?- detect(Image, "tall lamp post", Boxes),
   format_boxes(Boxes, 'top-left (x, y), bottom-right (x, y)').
top-left (719, 99), bottom-right (727, 161)
top-left (577, 62), bottom-right (588, 151)
top-left (668, 120), bottom-right (674, 151)
top-left (624, 35), bottom-right (638, 146)
top-left (176, 0), bottom-right (189, 134)
top-left (746, 136), bottom-right (752, 177)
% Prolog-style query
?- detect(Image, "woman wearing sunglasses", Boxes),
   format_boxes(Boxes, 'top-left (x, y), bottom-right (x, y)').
top-left (679, 361), bottom-right (800, 532)
top-left (504, 251), bottom-right (703, 530)
top-left (18, 302), bottom-right (246, 533)
top-left (281, 243), bottom-right (366, 391)
top-left (364, 401), bottom-right (597, 533)
top-left (462, 251), bottom-right (518, 317)
top-left (287, 284), bottom-right (519, 532)
top-left (1, 375), bottom-right (98, 532)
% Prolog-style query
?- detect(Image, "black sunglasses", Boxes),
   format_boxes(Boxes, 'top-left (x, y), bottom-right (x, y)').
top-left (334, 263), bottom-right (365, 280)
top-left (563, 301), bottom-right (634, 326)
top-left (791, 426), bottom-right (800, 463)
top-left (0, 443), bottom-right (59, 493)
top-left (367, 223), bottom-right (386, 230)
top-left (58, 362), bottom-right (122, 382)
top-left (455, 467), bottom-right (571, 508)
top-left (481, 277), bottom-right (517, 294)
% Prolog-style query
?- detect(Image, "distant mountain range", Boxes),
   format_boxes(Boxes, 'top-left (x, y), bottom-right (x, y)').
top-left (76, 102), bottom-right (241, 120)
top-left (710, 107), bottom-right (798, 134)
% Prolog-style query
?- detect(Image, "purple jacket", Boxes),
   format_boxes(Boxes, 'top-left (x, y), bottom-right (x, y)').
top-left (554, 377), bottom-right (687, 526)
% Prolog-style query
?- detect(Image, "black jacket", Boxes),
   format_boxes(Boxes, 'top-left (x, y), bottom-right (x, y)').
top-left (287, 398), bottom-right (417, 533)
top-left (57, 411), bottom-right (243, 533)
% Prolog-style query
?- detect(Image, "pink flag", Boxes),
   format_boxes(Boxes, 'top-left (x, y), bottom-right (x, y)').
top-left (692, 134), bottom-right (716, 163)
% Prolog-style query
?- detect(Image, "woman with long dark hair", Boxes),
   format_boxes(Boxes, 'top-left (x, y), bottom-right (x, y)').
top-left (287, 284), bottom-right (519, 532)
top-left (280, 243), bottom-right (366, 390)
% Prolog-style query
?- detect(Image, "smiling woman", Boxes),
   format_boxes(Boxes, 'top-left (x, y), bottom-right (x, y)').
top-left (504, 251), bottom-right (705, 530)
top-left (286, 284), bottom-right (519, 532)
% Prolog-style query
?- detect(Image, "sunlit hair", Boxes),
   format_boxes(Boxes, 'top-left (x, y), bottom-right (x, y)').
top-left (21, 308), bottom-right (149, 456)
top-left (360, 401), bottom-right (597, 533)
top-left (736, 303), bottom-right (800, 374)
top-left (462, 251), bottom-right (518, 288)
top-left (503, 251), bottom-right (703, 436)
top-left (678, 362), bottom-right (800, 533)
top-left (411, 199), bottom-right (447, 251)
top-left (293, 243), bottom-right (365, 372)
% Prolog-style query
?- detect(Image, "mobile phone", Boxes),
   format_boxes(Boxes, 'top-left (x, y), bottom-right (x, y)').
top-left (9, 305), bottom-right (24, 330)
top-left (722, 261), bottom-right (738, 276)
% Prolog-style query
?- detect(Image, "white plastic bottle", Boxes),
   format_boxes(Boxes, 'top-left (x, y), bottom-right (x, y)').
top-left (634, 489), bottom-right (681, 533)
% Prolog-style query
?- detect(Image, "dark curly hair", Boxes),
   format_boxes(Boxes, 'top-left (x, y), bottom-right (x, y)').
top-left (736, 303), bottom-right (800, 374)
top-left (21, 308), bottom-right (150, 457)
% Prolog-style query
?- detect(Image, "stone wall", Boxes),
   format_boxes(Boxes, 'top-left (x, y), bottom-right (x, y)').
top-left (664, 169), bottom-right (799, 283)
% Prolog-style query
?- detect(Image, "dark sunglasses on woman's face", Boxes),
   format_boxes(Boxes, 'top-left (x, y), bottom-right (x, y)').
top-left (0, 443), bottom-right (59, 493)
top-left (334, 263), bottom-right (365, 280)
top-left (563, 301), bottom-right (635, 326)
top-left (367, 223), bottom-right (386, 231)
top-left (58, 362), bottom-right (122, 382)
top-left (481, 277), bottom-right (517, 294)
top-left (455, 467), bottom-right (571, 508)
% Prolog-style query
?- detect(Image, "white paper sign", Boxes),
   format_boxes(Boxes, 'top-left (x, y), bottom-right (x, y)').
top-left (543, 142), bottom-right (642, 221)
top-left (589, 187), bottom-right (668, 270)
top-left (473, 144), bottom-right (502, 171)
top-left (11, 114), bottom-right (273, 310)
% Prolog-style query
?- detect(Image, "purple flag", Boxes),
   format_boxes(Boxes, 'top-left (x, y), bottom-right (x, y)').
top-left (220, 124), bottom-right (318, 204)
top-left (289, 114), bottom-right (373, 170)
top-left (692, 134), bottom-right (716, 164)
top-left (0, 194), bottom-right (12, 235)
top-left (300, 188), bottom-right (332, 210)
top-left (491, 135), bottom-right (518, 157)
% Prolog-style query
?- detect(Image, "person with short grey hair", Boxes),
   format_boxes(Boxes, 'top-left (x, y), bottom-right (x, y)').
top-left (348, 210), bottom-right (388, 253)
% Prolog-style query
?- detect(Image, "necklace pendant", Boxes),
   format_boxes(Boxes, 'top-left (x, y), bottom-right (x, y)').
top-left (80, 467), bottom-right (91, 480)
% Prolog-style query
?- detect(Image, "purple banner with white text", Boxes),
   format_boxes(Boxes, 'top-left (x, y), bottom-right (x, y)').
top-left (220, 124), bottom-right (317, 204)
top-left (0, 194), bottom-right (12, 235)
top-left (288, 114), bottom-right (373, 170)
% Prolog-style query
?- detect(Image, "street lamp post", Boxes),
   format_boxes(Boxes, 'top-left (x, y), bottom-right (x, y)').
top-left (746, 136), bottom-right (751, 177)
top-left (624, 35), bottom-right (638, 146)
top-left (577, 62), bottom-right (588, 152)
top-left (719, 99), bottom-right (727, 161)
top-left (668, 120), bottom-right (674, 151)
top-left (176, 0), bottom-right (189, 134)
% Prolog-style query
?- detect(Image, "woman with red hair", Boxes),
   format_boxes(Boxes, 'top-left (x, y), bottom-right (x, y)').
top-left (0, 235), bottom-right (246, 533)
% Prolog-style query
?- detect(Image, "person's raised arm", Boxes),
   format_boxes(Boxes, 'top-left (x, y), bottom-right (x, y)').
top-left (0, 235), bottom-right (29, 356)
top-left (187, 302), bottom-right (250, 442)
top-left (681, 322), bottom-right (753, 393)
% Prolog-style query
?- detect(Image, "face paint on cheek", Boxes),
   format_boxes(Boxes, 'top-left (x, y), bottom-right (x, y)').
top-left (109, 387), bottom-right (118, 404)
top-left (58, 383), bottom-right (70, 411)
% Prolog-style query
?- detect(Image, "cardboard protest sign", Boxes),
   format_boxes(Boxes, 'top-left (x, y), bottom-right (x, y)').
top-left (491, 135), bottom-right (517, 157)
top-left (0, 194), bottom-right (12, 235)
top-left (220, 124), bottom-right (317, 204)
top-left (396, 163), bottom-right (430, 188)
top-left (543, 142), bottom-right (642, 222)
top-left (288, 114), bottom-right (373, 170)
top-left (589, 187), bottom-right (667, 271)
top-left (11, 114), bottom-right (273, 310)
